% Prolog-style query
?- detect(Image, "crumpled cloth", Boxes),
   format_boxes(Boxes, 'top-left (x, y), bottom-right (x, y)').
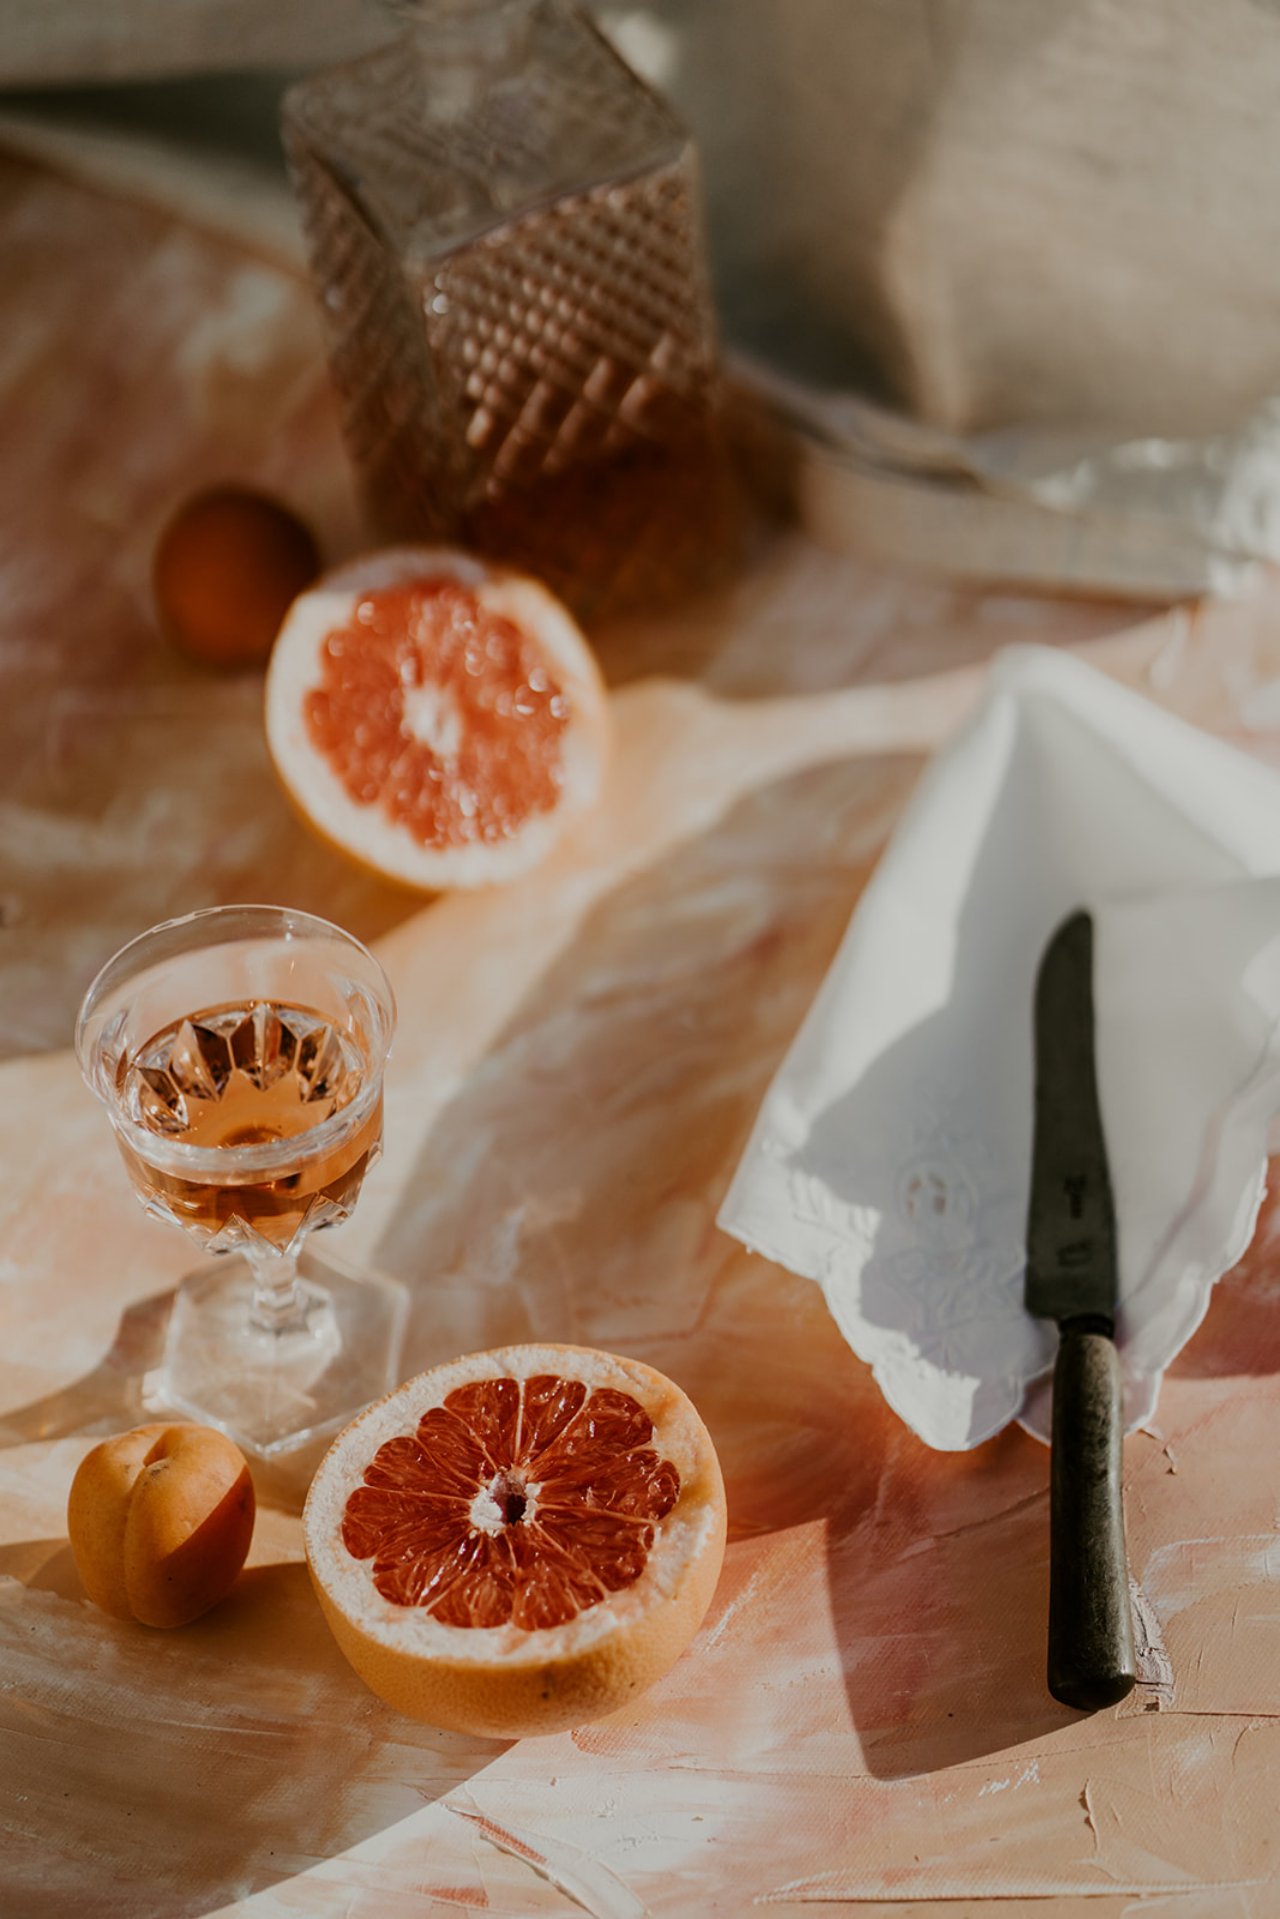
top-left (739, 360), bottom-right (1280, 599)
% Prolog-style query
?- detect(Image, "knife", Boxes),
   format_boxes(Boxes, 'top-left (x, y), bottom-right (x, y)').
top-left (1026, 909), bottom-right (1137, 1711)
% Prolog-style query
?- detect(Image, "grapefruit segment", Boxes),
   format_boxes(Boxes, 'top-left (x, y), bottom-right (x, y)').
top-left (304, 1344), bottom-right (726, 1736)
top-left (340, 1373), bottom-right (681, 1628)
top-left (265, 548), bottom-right (608, 890)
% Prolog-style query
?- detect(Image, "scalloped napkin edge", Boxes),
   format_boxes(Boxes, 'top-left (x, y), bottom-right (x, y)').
top-left (718, 645), bottom-right (1280, 1449)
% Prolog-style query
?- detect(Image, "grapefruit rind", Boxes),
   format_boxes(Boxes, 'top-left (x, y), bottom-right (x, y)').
top-left (303, 1343), bottom-right (726, 1737)
top-left (264, 548), bottom-right (609, 891)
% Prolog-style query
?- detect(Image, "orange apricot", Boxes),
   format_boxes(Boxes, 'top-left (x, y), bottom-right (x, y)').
top-left (67, 1422), bottom-right (255, 1627)
top-left (153, 485), bottom-right (320, 670)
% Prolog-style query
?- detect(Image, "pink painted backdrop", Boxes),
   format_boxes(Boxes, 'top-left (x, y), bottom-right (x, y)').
top-left (3, 147), bottom-right (1280, 1918)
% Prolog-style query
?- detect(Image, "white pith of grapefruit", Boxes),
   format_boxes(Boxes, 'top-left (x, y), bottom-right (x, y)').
top-left (303, 1343), bottom-right (727, 1738)
top-left (265, 548), bottom-right (609, 890)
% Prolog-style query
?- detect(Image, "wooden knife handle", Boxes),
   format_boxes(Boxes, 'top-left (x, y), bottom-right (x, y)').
top-left (1047, 1321), bottom-right (1137, 1711)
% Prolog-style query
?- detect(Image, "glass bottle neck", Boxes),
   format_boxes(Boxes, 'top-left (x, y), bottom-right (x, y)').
top-left (387, 0), bottom-right (541, 117)
top-left (388, 0), bottom-right (538, 61)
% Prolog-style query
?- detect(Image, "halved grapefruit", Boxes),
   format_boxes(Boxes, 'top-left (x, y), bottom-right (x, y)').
top-left (304, 1343), bottom-right (727, 1737)
top-left (265, 548), bottom-right (609, 889)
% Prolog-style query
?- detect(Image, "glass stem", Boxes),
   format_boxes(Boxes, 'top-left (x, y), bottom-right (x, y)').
top-left (247, 1244), bottom-right (309, 1335)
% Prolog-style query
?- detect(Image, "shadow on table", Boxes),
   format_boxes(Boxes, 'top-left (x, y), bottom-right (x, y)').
top-left (821, 1423), bottom-right (1076, 1778)
top-left (371, 753), bottom-right (1071, 1780)
top-left (0, 1286), bottom-right (386, 1515)
top-left (586, 510), bottom-right (1156, 702)
top-left (0, 1547), bottom-right (506, 1919)
top-left (1167, 1178), bottom-right (1280, 1382)
top-left (0, 1288), bottom-right (174, 1451)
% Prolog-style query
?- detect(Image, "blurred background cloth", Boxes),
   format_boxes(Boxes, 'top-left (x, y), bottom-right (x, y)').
top-left (9, 0), bottom-right (1280, 596)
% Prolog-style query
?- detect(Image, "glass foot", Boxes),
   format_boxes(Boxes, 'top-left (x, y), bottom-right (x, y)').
top-left (160, 1243), bottom-right (409, 1458)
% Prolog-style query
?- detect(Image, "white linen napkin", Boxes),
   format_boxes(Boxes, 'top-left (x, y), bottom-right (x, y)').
top-left (719, 646), bottom-right (1280, 1449)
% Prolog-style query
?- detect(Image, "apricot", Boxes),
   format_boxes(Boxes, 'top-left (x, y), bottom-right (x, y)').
top-left (67, 1423), bottom-right (255, 1627)
top-left (153, 485), bottom-right (320, 670)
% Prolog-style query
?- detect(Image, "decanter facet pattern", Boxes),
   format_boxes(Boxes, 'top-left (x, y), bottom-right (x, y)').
top-left (283, 3), bottom-right (736, 616)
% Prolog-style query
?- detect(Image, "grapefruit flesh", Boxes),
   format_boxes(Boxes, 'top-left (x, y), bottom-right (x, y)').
top-left (304, 1344), bottom-right (726, 1737)
top-left (304, 579), bottom-right (568, 852)
top-left (265, 548), bottom-right (608, 890)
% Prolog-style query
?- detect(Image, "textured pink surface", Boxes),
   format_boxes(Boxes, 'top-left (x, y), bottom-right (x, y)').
top-left (5, 148), bottom-right (1280, 1917)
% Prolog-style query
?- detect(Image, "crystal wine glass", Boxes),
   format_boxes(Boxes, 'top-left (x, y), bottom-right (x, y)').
top-left (76, 904), bottom-right (406, 1457)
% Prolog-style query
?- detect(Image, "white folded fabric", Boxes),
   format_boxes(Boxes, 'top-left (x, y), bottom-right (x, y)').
top-left (719, 646), bottom-right (1280, 1448)
top-left (736, 358), bottom-right (1280, 600)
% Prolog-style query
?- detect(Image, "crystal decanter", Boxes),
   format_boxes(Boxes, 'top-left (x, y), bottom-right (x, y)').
top-left (282, 0), bottom-right (737, 619)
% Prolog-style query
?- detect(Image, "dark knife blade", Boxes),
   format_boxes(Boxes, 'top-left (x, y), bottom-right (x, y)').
top-left (1026, 910), bottom-right (1118, 1327)
top-left (1026, 909), bottom-right (1136, 1712)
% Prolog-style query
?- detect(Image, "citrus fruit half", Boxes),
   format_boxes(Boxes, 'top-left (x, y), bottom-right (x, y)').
top-left (304, 1343), bottom-right (726, 1737)
top-left (265, 547), bottom-right (609, 889)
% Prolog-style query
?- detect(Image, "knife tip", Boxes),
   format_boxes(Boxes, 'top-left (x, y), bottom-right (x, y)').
top-left (1036, 908), bottom-right (1094, 991)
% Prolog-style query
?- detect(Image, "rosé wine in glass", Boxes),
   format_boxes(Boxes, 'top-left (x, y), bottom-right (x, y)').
top-left (77, 907), bottom-right (406, 1457)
